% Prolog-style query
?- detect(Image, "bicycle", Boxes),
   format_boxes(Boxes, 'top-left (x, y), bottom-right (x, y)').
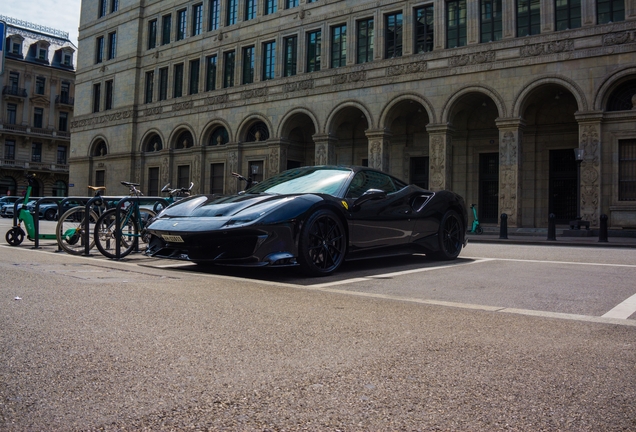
top-left (55, 186), bottom-right (108, 255)
top-left (152, 182), bottom-right (194, 213)
top-left (93, 181), bottom-right (156, 259)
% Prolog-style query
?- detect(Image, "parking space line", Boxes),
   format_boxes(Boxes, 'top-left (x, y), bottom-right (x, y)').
top-left (602, 293), bottom-right (636, 319)
top-left (463, 256), bottom-right (636, 268)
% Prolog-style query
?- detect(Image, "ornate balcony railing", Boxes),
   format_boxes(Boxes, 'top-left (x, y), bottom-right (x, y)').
top-left (55, 95), bottom-right (75, 105)
top-left (2, 86), bottom-right (27, 98)
top-left (1, 124), bottom-right (28, 133)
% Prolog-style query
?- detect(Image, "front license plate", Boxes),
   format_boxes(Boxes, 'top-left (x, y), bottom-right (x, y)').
top-left (162, 234), bottom-right (184, 243)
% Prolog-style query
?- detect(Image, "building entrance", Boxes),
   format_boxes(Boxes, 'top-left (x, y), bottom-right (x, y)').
top-left (549, 149), bottom-right (577, 223)
top-left (479, 153), bottom-right (499, 223)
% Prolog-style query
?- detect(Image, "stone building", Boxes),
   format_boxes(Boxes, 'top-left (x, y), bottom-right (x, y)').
top-left (71, 0), bottom-right (636, 228)
top-left (1, 16), bottom-right (76, 197)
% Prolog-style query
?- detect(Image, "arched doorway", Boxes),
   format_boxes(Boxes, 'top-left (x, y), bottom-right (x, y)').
top-left (0, 176), bottom-right (17, 196)
top-left (280, 111), bottom-right (316, 169)
top-left (329, 106), bottom-right (369, 166)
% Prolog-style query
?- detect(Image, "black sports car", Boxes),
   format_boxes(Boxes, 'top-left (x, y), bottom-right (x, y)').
top-left (145, 166), bottom-right (468, 276)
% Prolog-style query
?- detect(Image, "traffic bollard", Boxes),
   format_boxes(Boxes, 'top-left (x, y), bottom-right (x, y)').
top-left (499, 213), bottom-right (508, 239)
top-left (547, 213), bottom-right (557, 241)
top-left (599, 214), bottom-right (609, 243)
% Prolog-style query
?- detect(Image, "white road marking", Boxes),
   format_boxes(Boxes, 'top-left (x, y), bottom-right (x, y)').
top-left (463, 256), bottom-right (636, 268)
top-left (602, 293), bottom-right (636, 319)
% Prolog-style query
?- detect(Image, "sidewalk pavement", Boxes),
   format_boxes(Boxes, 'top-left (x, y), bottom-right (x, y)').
top-left (467, 228), bottom-right (636, 248)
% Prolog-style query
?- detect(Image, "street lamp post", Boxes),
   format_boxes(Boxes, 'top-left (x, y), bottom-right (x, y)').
top-left (569, 148), bottom-right (590, 230)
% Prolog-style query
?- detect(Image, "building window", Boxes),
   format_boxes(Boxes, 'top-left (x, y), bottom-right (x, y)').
top-left (357, 18), bottom-right (374, 64)
top-left (162, 14), bottom-right (172, 45)
top-left (145, 71), bottom-right (154, 103)
top-left (385, 12), bottom-right (403, 58)
top-left (306, 30), bottom-right (321, 72)
top-left (7, 104), bottom-right (17, 124)
top-left (105, 80), bottom-right (113, 110)
top-left (597, 0), bottom-right (623, 23)
top-left (63, 53), bottom-right (73, 66)
top-left (226, 0), bottom-right (238, 25)
top-left (242, 46), bottom-right (255, 84)
top-left (174, 63), bottom-right (184, 97)
top-left (59, 112), bottom-right (69, 132)
top-left (210, 127), bottom-right (229, 145)
top-left (224, 51), bottom-right (235, 88)
top-left (5, 140), bottom-right (16, 160)
top-left (265, 0), bottom-right (277, 15)
top-left (331, 24), bottom-right (346, 68)
top-left (148, 167), bottom-right (160, 196)
top-left (555, 0), bottom-right (581, 30)
top-left (12, 41), bottom-right (22, 55)
top-left (111, 0), bottom-right (119, 12)
top-left (481, 0), bottom-right (503, 41)
top-left (95, 170), bottom-right (105, 187)
top-left (159, 67), bottom-right (169, 100)
top-left (286, 0), bottom-right (299, 8)
top-left (447, 0), bottom-right (467, 47)
top-left (619, 139), bottom-right (636, 201)
top-left (38, 47), bottom-right (48, 61)
top-left (177, 165), bottom-right (190, 189)
top-left (99, 0), bottom-right (107, 17)
top-left (245, 0), bottom-right (257, 20)
top-left (192, 3), bottom-right (203, 35)
top-left (61, 82), bottom-right (71, 103)
top-left (57, 146), bottom-right (68, 165)
top-left (210, 163), bottom-right (225, 194)
top-left (414, 6), bottom-right (434, 53)
top-left (209, 0), bottom-right (220, 30)
top-left (35, 77), bottom-right (46, 95)
top-left (107, 32), bottom-right (117, 59)
top-left (517, 0), bottom-right (541, 36)
top-left (33, 108), bottom-right (44, 128)
top-left (148, 19), bottom-right (157, 49)
top-left (96, 36), bottom-right (104, 63)
top-left (177, 9), bottom-right (187, 40)
top-left (32, 142), bottom-right (42, 162)
top-left (93, 83), bottom-right (101, 113)
top-left (262, 41), bottom-right (276, 80)
top-left (283, 36), bottom-right (297, 77)
top-left (189, 59), bottom-right (200, 94)
top-left (206, 55), bottom-right (217, 91)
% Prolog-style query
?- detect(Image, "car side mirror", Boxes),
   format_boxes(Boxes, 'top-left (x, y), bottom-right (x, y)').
top-left (353, 189), bottom-right (387, 208)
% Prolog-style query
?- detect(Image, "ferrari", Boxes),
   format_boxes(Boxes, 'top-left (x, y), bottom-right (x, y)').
top-left (144, 166), bottom-right (468, 276)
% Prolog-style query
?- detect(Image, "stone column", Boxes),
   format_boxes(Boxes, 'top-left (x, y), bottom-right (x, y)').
top-left (267, 139), bottom-right (289, 176)
top-left (312, 133), bottom-right (337, 166)
top-left (502, 0), bottom-right (516, 38)
top-left (495, 118), bottom-right (525, 227)
top-left (575, 111), bottom-right (603, 227)
top-left (365, 129), bottom-right (392, 172)
top-left (434, 3), bottom-right (446, 49)
top-left (425, 123), bottom-right (454, 191)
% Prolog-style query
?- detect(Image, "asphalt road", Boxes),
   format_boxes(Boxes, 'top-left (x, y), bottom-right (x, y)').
top-left (1, 222), bottom-right (635, 431)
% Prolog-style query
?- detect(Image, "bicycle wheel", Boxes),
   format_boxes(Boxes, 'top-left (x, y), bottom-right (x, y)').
top-left (94, 208), bottom-right (139, 259)
top-left (56, 206), bottom-right (99, 255)
top-left (137, 208), bottom-right (156, 253)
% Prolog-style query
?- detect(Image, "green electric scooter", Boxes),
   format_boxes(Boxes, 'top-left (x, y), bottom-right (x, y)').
top-left (5, 174), bottom-right (58, 246)
top-left (470, 204), bottom-right (483, 234)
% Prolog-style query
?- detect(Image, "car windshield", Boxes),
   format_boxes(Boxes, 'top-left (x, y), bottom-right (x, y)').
top-left (246, 168), bottom-right (352, 196)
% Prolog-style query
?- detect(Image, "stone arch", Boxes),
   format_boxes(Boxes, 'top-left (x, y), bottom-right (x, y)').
top-left (0, 175), bottom-right (18, 196)
top-left (169, 125), bottom-right (197, 149)
top-left (237, 114), bottom-right (273, 142)
top-left (89, 136), bottom-right (109, 157)
top-left (278, 108), bottom-right (319, 139)
top-left (202, 118), bottom-right (233, 145)
top-left (513, 75), bottom-right (587, 117)
top-left (279, 108), bottom-right (319, 168)
top-left (593, 67), bottom-right (636, 111)
top-left (441, 85), bottom-right (506, 123)
top-left (379, 93), bottom-right (437, 128)
top-left (325, 100), bottom-right (373, 134)
top-left (139, 129), bottom-right (165, 152)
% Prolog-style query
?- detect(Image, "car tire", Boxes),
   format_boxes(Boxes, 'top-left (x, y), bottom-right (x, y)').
top-left (428, 210), bottom-right (464, 260)
top-left (298, 209), bottom-right (346, 277)
top-left (45, 208), bottom-right (57, 221)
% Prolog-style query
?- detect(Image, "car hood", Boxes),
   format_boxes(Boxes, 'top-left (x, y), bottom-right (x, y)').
top-left (158, 193), bottom-right (300, 217)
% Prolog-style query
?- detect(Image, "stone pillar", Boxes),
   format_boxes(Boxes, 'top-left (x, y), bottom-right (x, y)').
top-left (312, 133), bottom-right (337, 166)
top-left (365, 129), bottom-right (392, 172)
top-left (502, 0), bottom-right (516, 38)
top-left (267, 140), bottom-right (289, 176)
top-left (575, 112), bottom-right (603, 227)
top-left (227, 145), bottom-right (240, 194)
top-left (495, 118), bottom-right (525, 227)
top-left (48, 78), bottom-right (58, 129)
top-left (425, 123), bottom-right (454, 191)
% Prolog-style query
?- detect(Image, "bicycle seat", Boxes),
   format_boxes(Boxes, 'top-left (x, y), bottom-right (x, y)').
top-left (88, 186), bottom-right (106, 191)
top-left (121, 181), bottom-right (140, 187)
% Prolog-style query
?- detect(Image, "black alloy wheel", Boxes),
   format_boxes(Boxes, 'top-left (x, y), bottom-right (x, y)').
top-left (5, 227), bottom-right (25, 246)
top-left (429, 210), bottom-right (463, 260)
top-left (299, 209), bottom-right (346, 276)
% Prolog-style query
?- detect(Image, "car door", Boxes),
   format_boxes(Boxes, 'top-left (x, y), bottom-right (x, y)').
top-left (346, 170), bottom-right (415, 253)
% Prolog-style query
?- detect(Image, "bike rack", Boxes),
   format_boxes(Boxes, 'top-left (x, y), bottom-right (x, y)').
top-left (31, 197), bottom-right (62, 249)
top-left (82, 195), bottom-right (125, 256)
top-left (54, 197), bottom-right (93, 252)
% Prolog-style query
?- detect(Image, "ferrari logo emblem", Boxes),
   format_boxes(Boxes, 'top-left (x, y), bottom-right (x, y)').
top-left (173, 222), bottom-right (179, 227)
top-left (341, 201), bottom-right (349, 210)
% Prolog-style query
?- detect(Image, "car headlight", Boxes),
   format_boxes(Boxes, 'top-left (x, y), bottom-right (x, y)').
top-left (223, 210), bottom-right (268, 227)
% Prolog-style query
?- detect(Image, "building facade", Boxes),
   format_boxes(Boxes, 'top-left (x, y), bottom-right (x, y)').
top-left (1, 16), bottom-right (76, 197)
top-left (71, 0), bottom-right (636, 228)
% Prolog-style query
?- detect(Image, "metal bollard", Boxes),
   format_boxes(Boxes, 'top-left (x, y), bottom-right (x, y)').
top-left (499, 213), bottom-right (508, 239)
top-left (547, 213), bottom-right (557, 241)
top-left (599, 214), bottom-right (609, 243)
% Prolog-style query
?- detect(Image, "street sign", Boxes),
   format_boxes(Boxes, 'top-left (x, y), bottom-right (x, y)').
top-left (0, 21), bottom-right (5, 75)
